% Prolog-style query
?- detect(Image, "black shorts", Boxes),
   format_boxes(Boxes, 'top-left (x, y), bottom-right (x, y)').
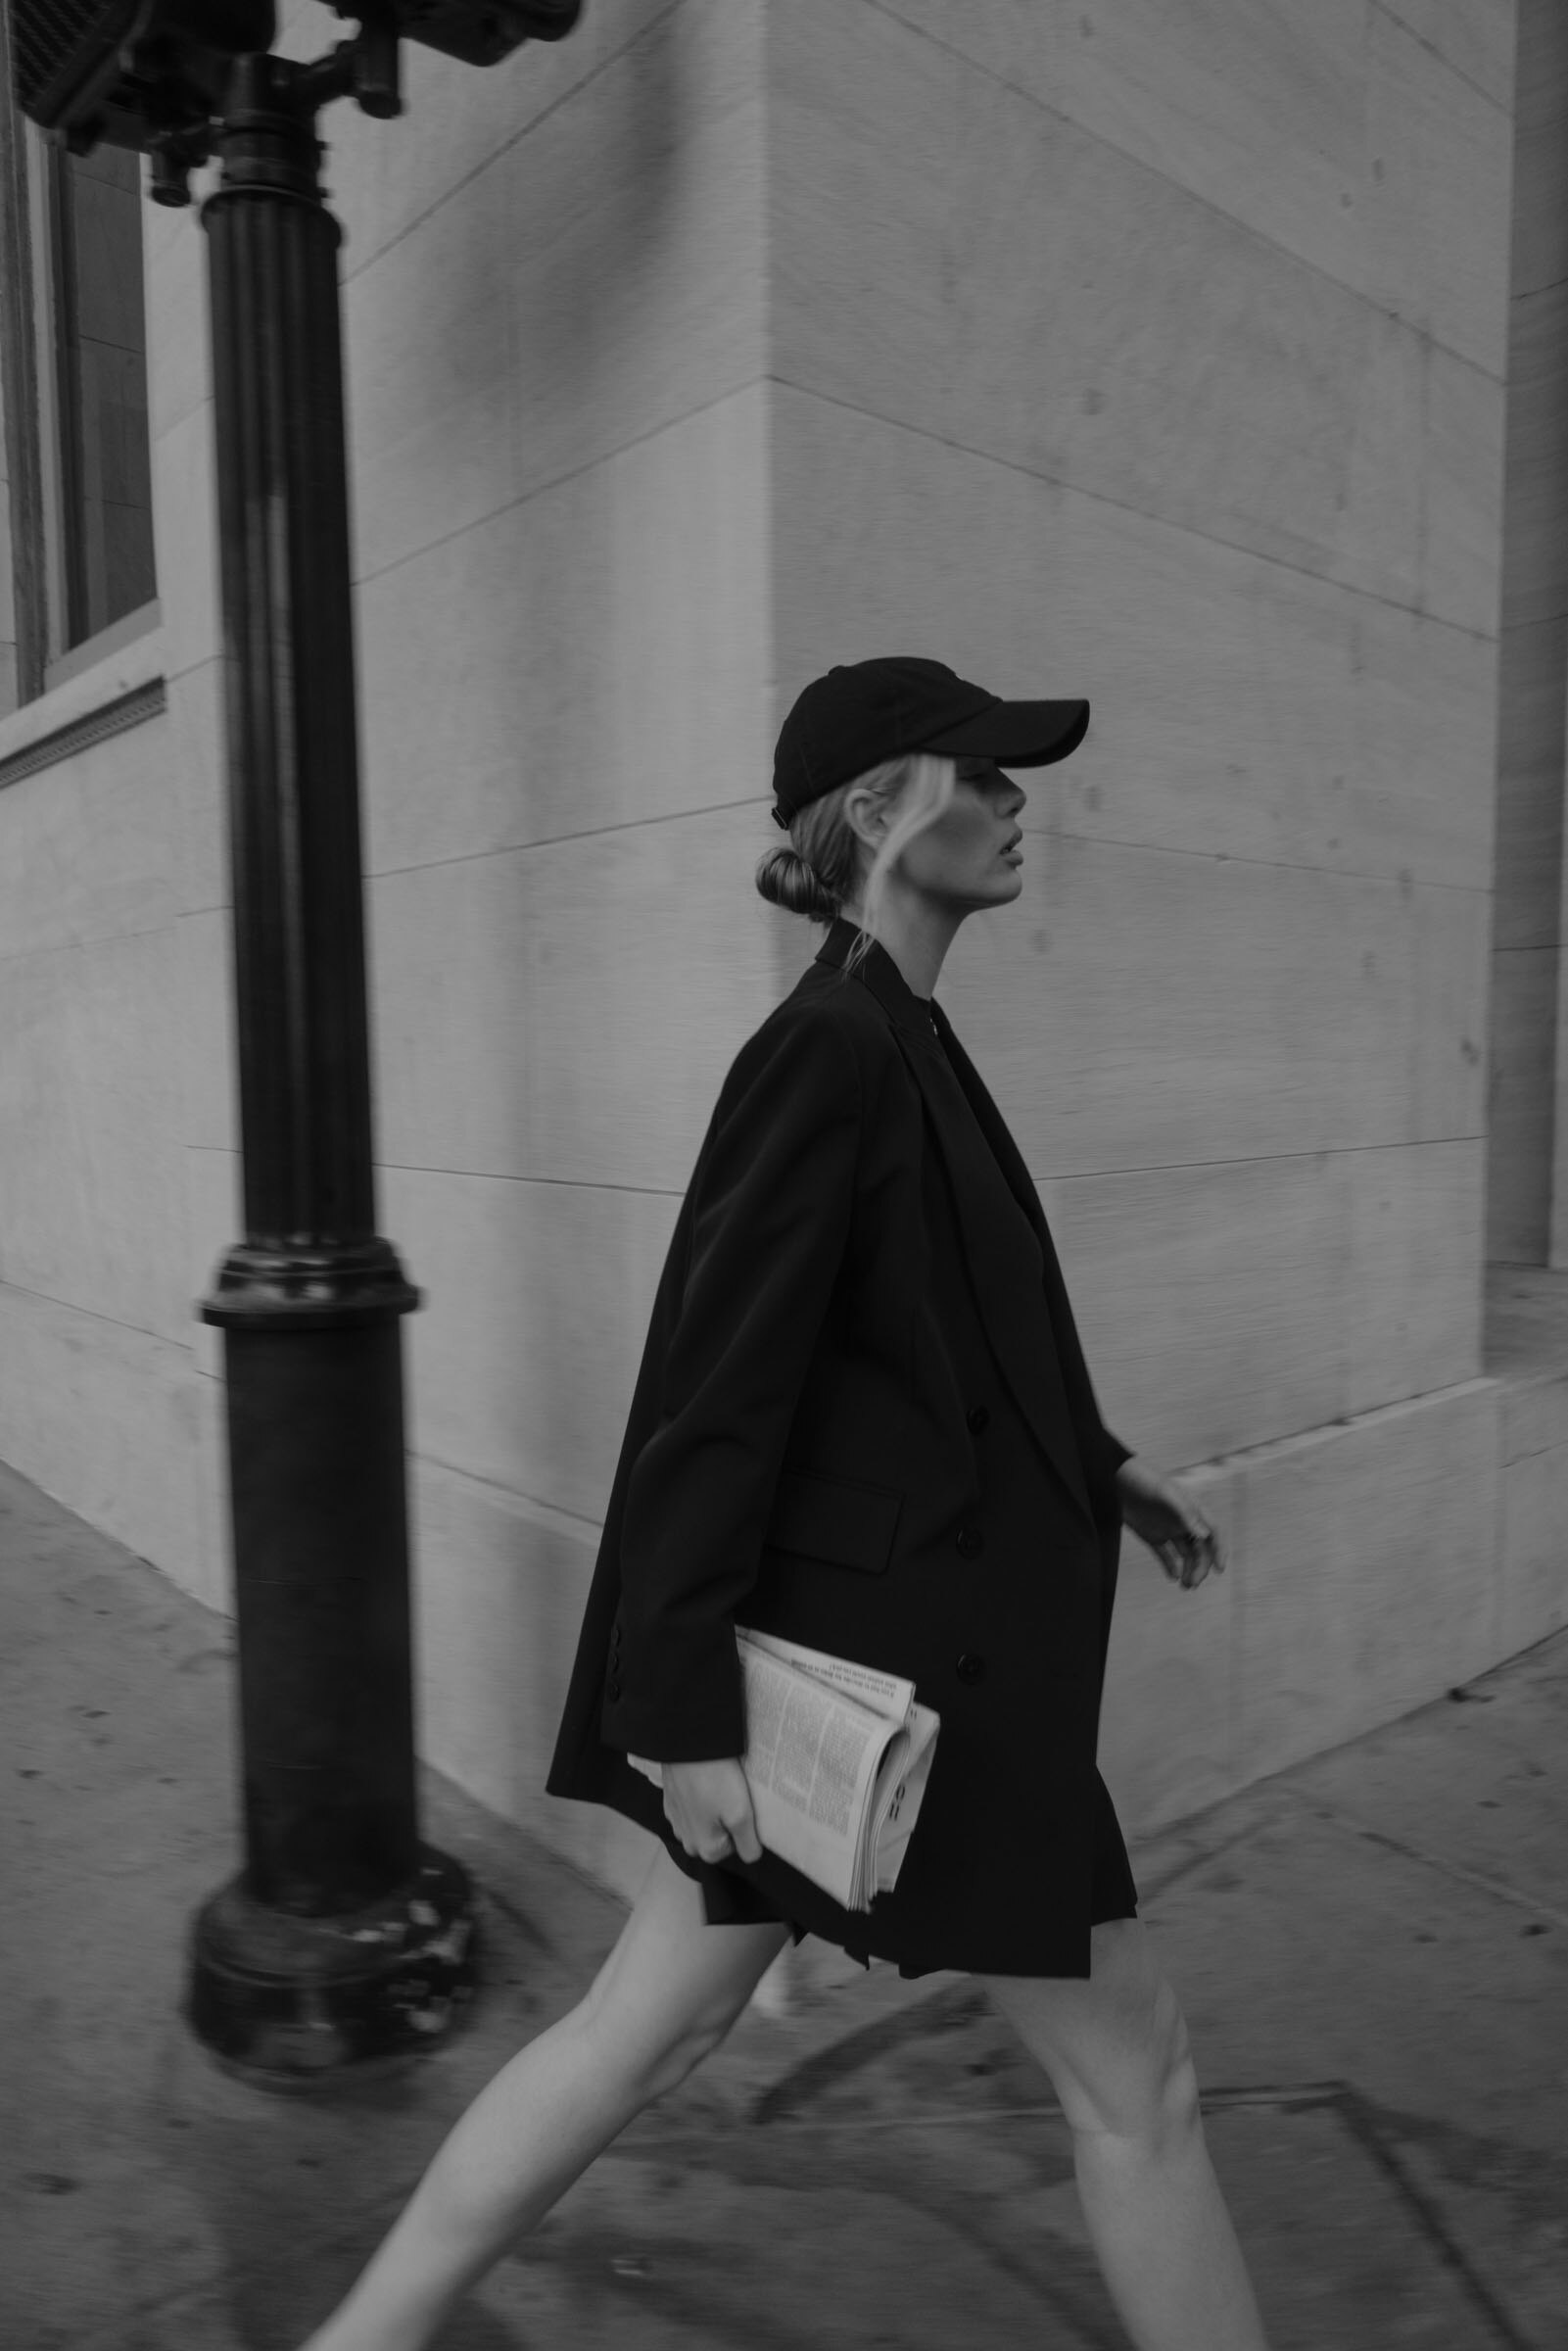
top-left (658, 1771), bottom-right (1139, 1976)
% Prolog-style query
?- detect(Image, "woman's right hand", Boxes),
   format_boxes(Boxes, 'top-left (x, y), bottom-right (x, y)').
top-left (661, 1757), bottom-right (762, 1865)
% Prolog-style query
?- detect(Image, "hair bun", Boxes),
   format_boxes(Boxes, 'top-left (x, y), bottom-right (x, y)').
top-left (755, 841), bottom-right (839, 923)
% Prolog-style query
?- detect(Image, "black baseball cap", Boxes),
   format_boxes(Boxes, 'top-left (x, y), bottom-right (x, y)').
top-left (772, 655), bottom-right (1090, 830)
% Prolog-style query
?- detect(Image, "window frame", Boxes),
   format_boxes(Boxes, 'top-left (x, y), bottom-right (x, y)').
top-left (8, 114), bottom-right (159, 706)
top-left (0, 22), bottom-right (48, 710)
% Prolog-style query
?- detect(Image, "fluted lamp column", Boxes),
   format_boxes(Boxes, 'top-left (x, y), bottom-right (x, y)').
top-left (186, 49), bottom-right (477, 2083)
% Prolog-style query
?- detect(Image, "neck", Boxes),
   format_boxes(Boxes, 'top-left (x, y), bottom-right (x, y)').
top-left (839, 885), bottom-right (965, 1002)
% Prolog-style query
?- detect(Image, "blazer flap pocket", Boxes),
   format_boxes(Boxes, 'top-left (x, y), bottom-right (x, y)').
top-left (763, 1466), bottom-right (902, 1574)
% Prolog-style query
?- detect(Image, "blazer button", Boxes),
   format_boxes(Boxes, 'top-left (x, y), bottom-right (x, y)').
top-left (610, 1626), bottom-right (622, 1652)
top-left (967, 1404), bottom-right (990, 1434)
top-left (956, 1524), bottom-right (984, 1559)
top-left (607, 1672), bottom-right (623, 1699)
top-left (955, 1653), bottom-right (986, 1685)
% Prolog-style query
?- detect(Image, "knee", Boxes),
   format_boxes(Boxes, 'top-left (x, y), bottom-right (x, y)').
top-left (578, 1975), bottom-right (746, 2108)
top-left (1069, 1978), bottom-right (1203, 2157)
top-left (1121, 1981), bottom-right (1202, 2153)
top-left (644, 1995), bottom-right (743, 2096)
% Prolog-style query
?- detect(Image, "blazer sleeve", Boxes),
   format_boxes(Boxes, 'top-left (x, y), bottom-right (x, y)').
top-left (1088, 1423), bottom-right (1135, 1486)
top-left (601, 1006), bottom-right (863, 1763)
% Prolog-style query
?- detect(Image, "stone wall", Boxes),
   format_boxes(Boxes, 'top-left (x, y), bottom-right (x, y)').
top-left (0, 4), bottom-right (1556, 1909)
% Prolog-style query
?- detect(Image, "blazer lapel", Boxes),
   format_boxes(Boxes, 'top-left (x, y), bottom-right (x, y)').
top-left (813, 922), bottom-right (1098, 1534)
top-left (929, 1001), bottom-right (1113, 1511)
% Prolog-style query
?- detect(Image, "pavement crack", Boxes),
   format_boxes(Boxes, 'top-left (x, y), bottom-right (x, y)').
top-left (1272, 1786), bottom-right (1568, 1929)
top-left (1128, 1809), bottom-right (1282, 1907)
top-left (1331, 2086), bottom-right (1543, 2350)
top-left (592, 2126), bottom-right (1120, 2348)
top-left (746, 1981), bottom-right (991, 2126)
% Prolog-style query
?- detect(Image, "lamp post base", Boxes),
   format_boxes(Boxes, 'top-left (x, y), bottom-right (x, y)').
top-left (185, 1844), bottom-right (479, 2088)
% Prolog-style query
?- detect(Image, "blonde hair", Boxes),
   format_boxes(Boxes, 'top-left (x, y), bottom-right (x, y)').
top-left (754, 751), bottom-right (956, 984)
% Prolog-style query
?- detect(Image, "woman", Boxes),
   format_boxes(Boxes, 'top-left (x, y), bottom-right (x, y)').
top-left (300, 655), bottom-right (1271, 2351)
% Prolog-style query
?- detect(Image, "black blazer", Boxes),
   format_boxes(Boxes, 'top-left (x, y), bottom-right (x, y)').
top-left (546, 915), bottom-right (1138, 1976)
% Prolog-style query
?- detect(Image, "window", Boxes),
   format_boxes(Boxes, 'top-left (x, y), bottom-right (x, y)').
top-left (0, 91), bottom-right (159, 709)
top-left (39, 141), bottom-right (157, 659)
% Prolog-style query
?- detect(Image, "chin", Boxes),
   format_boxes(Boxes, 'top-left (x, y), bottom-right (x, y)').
top-left (965, 884), bottom-right (1022, 918)
top-left (946, 872), bottom-right (1022, 916)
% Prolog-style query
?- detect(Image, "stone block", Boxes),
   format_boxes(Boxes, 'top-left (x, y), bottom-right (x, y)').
top-left (772, 385), bottom-right (1497, 893)
top-left (1486, 945), bottom-right (1557, 1265)
top-left (1357, 3), bottom-right (1511, 370)
top-left (0, 931), bottom-right (189, 1343)
top-left (1046, 1141), bottom-right (1484, 1472)
top-left (1512, 0), bottom-right (1566, 135)
top-left (1497, 277), bottom-right (1568, 636)
top-left (1497, 1364), bottom-right (1568, 1460)
top-left (385, 1163), bottom-right (680, 1527)
top-left (345, 0), bottom-right (766, 582)
top-left (407, 1450), bottom-right (654, 1903)
top-left (0, 704), bottom-right (176, 963)
top-left (356, 384), bottom-right (769, 876)
top-left (342, 158), bottom-right (519, 587)
top-left (1100, 1459), bottom-right (1241, 1837)
top-left (143, 213), bottom-right (210, 443)
top-left (163, 658), bottom-right (228, 919)
top-left (770, 3), bottom-right (1500, 628)
top-left (150, 402), bottom-right (222, 676)
top-left (1509, 16), bottom-right (1568, 297)
top-left (1494, 614), bottom-right (1567, 956)
top-left (1498, 1436), bottom-right (1568, 1655)
top-left (1423, 341), bottom-right (1507, 639)
top-left (368, 800), bottom-right (783, 1189)
top-left (1229, 1381), bottom-right (1503, 1785)
top-left (1382, 0), bottom-right (1515, 109)
top-left (1337, 1140), bottom-right (1486, 1413)
top-left (328, 0), bottom-right (693, 271)
top-left (878, 0), bottom-right (1512, 369)
top-left (937, 834), bottom-right (1487, 1172)
top-left (175, 909), bottom-right (236, 1159)
top-left (0, 1284), bottom-right (210, 1604)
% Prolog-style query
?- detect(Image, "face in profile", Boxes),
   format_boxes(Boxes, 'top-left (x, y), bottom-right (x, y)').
top-left (891, 757), bottom-right (1028, 915)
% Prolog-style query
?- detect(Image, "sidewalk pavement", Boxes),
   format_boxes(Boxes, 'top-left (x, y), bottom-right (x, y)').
top-left (2, 1453), bottom-right (1565, 2351)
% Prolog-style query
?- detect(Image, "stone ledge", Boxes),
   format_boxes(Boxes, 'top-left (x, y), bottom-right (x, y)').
top-left (1482, 1261), bottom-right (1568, 1387)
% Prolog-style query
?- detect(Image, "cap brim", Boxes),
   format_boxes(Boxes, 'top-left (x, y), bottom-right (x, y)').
top-left (920, 696), bottom-right (1090, 768)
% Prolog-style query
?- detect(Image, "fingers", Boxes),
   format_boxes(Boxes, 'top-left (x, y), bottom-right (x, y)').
top-left (685, 1807), bottom-right (761, 1867)
top-left (725, 1799), bottom-right (763, 1866)
top-left (667, 1806), bottom-right (732, 1865)
top-left (1156, 1518), bottom-right (1225, 1589)
top-left (661, 1762), bottom-right (763, 1866)
top-left (686, 1817), bottom-right (759, 1865)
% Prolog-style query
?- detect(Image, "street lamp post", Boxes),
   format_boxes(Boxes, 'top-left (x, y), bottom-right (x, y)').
top-left (7, 0), bottom-right (585, 2085)
top-left (187, 37), bottom-right (471, 2084)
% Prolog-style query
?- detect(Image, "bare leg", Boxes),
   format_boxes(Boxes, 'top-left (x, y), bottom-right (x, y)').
top-left (978, 1921), bottom-right (1270, 2351)
top-left (298, 1845), bottom-right (791, 2351)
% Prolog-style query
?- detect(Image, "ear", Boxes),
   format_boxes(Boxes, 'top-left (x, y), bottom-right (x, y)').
top-left (842, 788), bottom-right (885, 849)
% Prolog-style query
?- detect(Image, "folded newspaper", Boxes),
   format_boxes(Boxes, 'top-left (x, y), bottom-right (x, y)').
top-left (628, 1626), bottom-right (941, 1913)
